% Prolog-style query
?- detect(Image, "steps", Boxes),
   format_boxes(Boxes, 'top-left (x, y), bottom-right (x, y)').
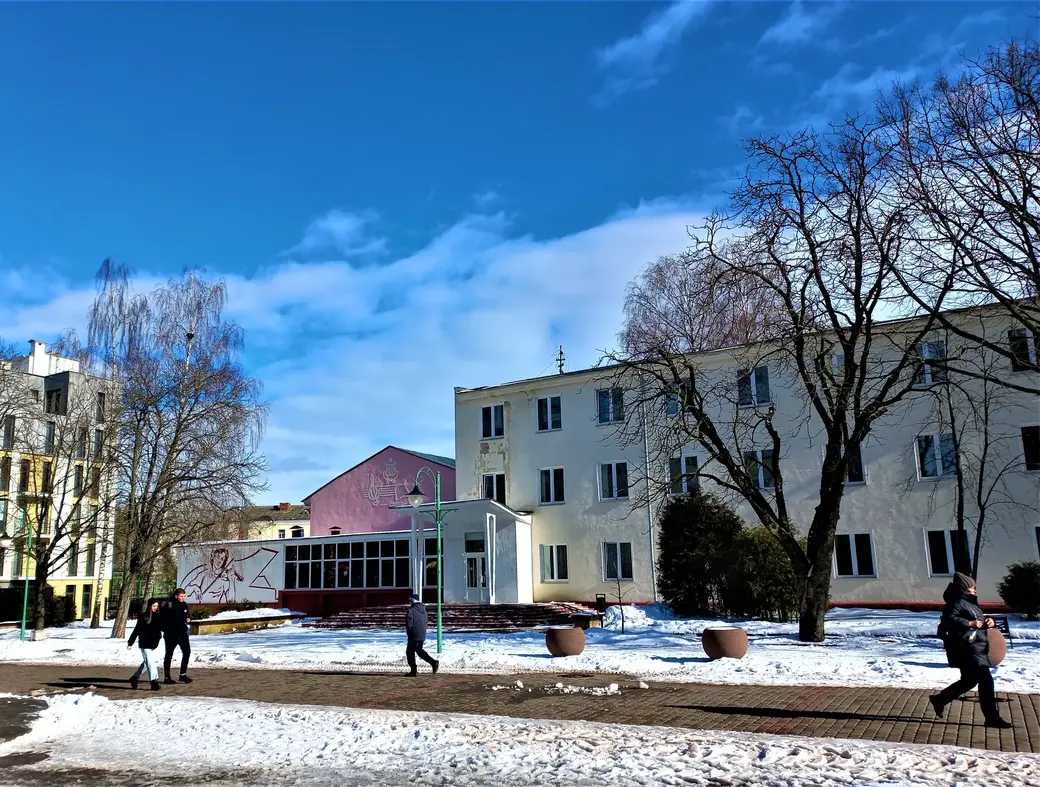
top-left (304, 602), bottom-right (596, 632)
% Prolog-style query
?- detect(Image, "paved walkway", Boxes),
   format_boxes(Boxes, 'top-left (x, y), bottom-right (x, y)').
top-left (3, 663), bottom-right (1037, 754)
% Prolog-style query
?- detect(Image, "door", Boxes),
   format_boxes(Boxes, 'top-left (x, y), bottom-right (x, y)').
top-left (463, 532), bottom-right (488, 603)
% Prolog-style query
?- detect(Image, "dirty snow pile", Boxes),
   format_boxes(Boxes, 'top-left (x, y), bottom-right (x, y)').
top-left (2, 693), bottom-right (1036, 787)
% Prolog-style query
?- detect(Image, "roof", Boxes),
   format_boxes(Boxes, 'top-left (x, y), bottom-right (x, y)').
top-left (302, 445), bottom-right (456, 503)
top-left (389, 497), bottom-right (532, 522)
top-left (239, 504), bottom-right (311, 522)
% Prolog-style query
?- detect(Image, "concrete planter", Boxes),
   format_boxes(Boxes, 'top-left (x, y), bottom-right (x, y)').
top-left (701, 626), bottom-right (749, 660)
top-left (987, 628), bottom-right (1007, 667)
top-left (190, 613), bottom-right (304, 637)
top-left (545, 625), bottom-right (586, 657)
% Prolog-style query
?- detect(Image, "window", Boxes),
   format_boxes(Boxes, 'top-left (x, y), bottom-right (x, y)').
top-left (1, 416), bottom-right (13, 449)
top-left (482, 473), bottom-right (506, 505)
top-left (76, 428), bottom-right (87, 460)
top-left (916, 434), bottom-right (956, 480)
top-left (424, 537), bottom-right (441, 588)
top-left (665, 392), bottom-right (680, 417)
top-left (19, 460), bottom-right (29, 493)
top-left (44, 388), bottom-right (62, 415)
top-left (42, 462), bottom-right (52, 493)
top-left (540, 544), bottom-right (569, 582)
top-left (283, 539), bottom-right (411, 591)
top-left (830, 353), bottom-right (846, 382)
top-left (537, 396), bottom-right (562, 432)
top-left (329, 527), bottom-right (342, 536)
top-left (67, 542), bottom-right (78, 577)
top-left (926, 529), bottom-right (969, 577)
top-left (668, 455), bottom-right (699, 494)
top-left (85, 543), bottom-right (96, 576)
top-left (81, 585), bottom-right (92, 619)
top-left (74, 466), bottom-right (83, 498)
top-left (599, 462), bottom-right (629, 500)
top-left (290, 527), bottom-right (304, 539)
top-left (0, 457), bottom-right (10, 492)
top-left (1009, 328), bottom-right (1037, 372)
top-left (14, 502), bottom-right (26, 534)
top-left (44, 422), bottom-right (55, 454)
top-left (13, 544), bottom-right (23, 577)
top-left (481, 404), bottom-right (505, 439)
top-left (277, 529), bottom-right (286, 539)
top-left (89, 466), bottom-right (100, 498)
top-left (538, 467), bottom-right (565, 504)
top-left (87, 505), bottom-right (98, 539)
top-left (96, 392), bottom-right (107, 422)
top-left (464, 533), bottom-right (485, 554)
top-left (93, 429), bottom-right (105, 459)
top-left (846, 445), bottom-right (866, 485)
top-left (597, 388), bottom-right (624, 424)
top-left (603, 542), bottom-right (634, 582)
top-left (834, 533), bottom-right (875, 578)
top-left (0, 500), bottom-right (6, 531)
top-left (1022, 426), bottom-right (1040, 472)
top-left (738, 366), bottom-right (771, 407)
top-left (70, 504), bottom-right (81, 539)
top-left (744, 449), bottom-right (777, 490)
top-left (914, 340), bottom-right (948, 386)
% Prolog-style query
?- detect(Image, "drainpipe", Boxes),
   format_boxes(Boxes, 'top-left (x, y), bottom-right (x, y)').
top-left (639, 392), bottom-right (659, 603)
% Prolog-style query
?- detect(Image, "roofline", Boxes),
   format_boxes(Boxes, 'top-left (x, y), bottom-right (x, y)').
top-left (302, 445), bottom-right (456, 504)
top-left (389, 497), bottom-right (532, 521)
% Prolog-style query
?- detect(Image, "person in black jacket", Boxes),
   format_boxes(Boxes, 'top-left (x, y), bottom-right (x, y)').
top-left (128, 598), bottom-right (164, 691)
top-left (161, 588), bottom-right (194, 685)
top-left (405, 593), bottom-right (439, 677)
top-left (930, 572), bottom-right (1011, 728)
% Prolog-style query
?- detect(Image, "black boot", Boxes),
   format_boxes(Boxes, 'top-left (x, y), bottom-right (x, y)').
top-left (129, 676), bottom-right (139, 690)
top-left (407, 670), bottom-right (417, 677)
top-left (432, 660), bottom-right (439, 675)
top-left (928, 695), bottom-right (944, 719)
top-left (985, 717), bottom-right (1012, 729)
top-left (150, 680), bottom-right (161, 691)
top-left (179, 674), bottom-right (193, 684)
top-left (163, 677), bottom-right (176, 685)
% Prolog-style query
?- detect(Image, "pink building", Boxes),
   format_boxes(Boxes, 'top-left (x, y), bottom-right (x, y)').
top-left (304, 446), bottom-right (456, 537)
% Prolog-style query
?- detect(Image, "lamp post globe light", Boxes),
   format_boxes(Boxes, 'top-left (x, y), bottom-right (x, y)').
top-left (408, 467), bottom-right (444, 655)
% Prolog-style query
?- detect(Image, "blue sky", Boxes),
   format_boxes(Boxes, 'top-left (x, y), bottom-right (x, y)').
top-left (0, 1), bottom-right (1034, 503)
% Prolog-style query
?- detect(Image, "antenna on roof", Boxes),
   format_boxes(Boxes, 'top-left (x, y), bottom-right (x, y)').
top-left (556, 346), bottom-right (566, 374)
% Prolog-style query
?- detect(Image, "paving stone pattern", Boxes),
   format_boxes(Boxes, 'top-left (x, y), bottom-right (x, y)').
top-left (2, 664), bottom-right (1036, 754)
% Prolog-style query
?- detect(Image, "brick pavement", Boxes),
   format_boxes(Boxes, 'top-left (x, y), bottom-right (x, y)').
top-left (2, 663), bottom-right (1037, 753)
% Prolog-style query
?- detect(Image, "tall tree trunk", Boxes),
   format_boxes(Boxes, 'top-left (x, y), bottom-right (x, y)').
top-left (109, 537), bottom-right (139, 638)
top-left (90, 530), bottom-right (110, 629)
top-left (31, 550), bottom-right (48, 637)
top-left (798, 500), bottom-right (840, 643)
top-left (798, 568), bottom-right (831, 642)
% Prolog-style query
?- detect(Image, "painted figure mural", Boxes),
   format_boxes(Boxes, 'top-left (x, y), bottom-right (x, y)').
top-left (179, 545), bottom-right (280, 604)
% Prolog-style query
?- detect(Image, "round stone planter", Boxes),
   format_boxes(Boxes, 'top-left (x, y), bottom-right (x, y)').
top-left (546, 626), bottom-right (586, 657)
top-left (701, 627), bottom-right (749, 661)
top-left (987, 627), bottom-right (1007, 667)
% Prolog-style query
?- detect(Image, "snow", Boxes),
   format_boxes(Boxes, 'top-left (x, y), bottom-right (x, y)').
top-left (203, 607), bottom-right (300, 622)
top-left (1, 607), bottom-right (1037, 693)
top-left (1, 692), bottom-right (1035, 786)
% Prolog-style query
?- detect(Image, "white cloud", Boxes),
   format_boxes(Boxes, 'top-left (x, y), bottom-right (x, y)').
top-left (0, 203), bottom-right (703, 503)
top-left (281, 208), bottom-right (388, 260)
top-left (814, 63), bottom-right (920, 107)
top-left (760, 0), bottom-right (843, 47)
top-left (719, 105), bottom-right (765, 136)
top-left (594, 1), bottom-right (715, 103)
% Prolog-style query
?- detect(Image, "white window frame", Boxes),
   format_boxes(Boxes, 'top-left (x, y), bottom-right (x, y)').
top-left (603, 541), bottom-right (634, 582)
top-left (1009, 328), bottom-right (1037, 372)
top-left (1021, 423), bottom-right (1040, 473)
top-left (737, 365), bottom-right (771, 408)
top-left (537, 467), bottom-right (565, 505)
top-left (277, 530), bottom-right (286, 539)
top-left (824, 444), bottom-right (867, 485)
top-left (833, 532), bottom-right (876, 579)
top-left (598, 461), bottom-right (629, 501)
top-left (481, 404), bottom-right (505, 439)
top-left (667, 453), bottom-right (699, 495)
top-left (744, 449), bottom-right (776, 490)
top-left (924, 529), bottom-right (961, 578)
top-left (536, 395), bottom-right (563, 433)
top-left (482, 473), bottom-right (507, 505)
top-left (915, 433), bottom-right (956, 480)
top-left (830, 353), bottom-right (846, 381)
top-left (914, 339), bottom-right (947, 387)
top-left (539, 544), bottom-right (569, 583)
top-left (596, 388), bottom-right (624, 424)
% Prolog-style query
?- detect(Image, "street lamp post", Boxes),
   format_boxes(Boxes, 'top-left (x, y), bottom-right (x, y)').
top-left (407, 468), bottom-right (444, 655)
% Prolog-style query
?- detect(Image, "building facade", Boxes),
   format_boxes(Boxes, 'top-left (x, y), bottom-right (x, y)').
top-left (0, 340), bottom-right (117, 620)
top-left (453, 311), bottom-right (1040, 607)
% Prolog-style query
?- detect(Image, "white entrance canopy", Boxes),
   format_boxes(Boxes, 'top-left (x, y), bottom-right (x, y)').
top-left (390, 499), bottom-right (533, 605)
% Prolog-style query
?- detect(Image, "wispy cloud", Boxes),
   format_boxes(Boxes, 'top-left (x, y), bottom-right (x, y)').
top-left (814, 63), bottom-right (920, 107)
top-left (760, 0), bottom-right (844, 48)
top-left (719, 105), bottom-right (765, 137)
top-left (473, 190), bottom-right (500, 210)
top-left (594, 1), bottom-right (715, 104)
top-left (281, 209), bottom-right (388, 261)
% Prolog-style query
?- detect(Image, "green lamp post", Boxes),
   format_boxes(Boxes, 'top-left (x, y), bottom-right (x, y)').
top-left (407, 468), bottom-right (444, 655)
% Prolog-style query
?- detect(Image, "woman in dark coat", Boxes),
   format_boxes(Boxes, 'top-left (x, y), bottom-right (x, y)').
top-left (128, 598), bottom-right (164, 691)
top-left (930, 573), bottom-right (1011, 728)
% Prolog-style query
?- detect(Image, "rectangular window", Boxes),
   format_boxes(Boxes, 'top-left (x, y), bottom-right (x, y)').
top-left (1009, 328), bottom-right (1038, 372)
top-left (84, 542), bottom-right (96, 576)
top-left (916, 434), bottom-right (956, 479)
top-left (89, 466), bottom-right (100, 498)
top-left (67, 542), bottom-right (78, 576)
top-left (744, 449), bottom-right (777, 490)
top-left (93, 429), bottom-right (105, 459)
top-left (39, 500), bottom-right (49, 535)
top-left (846, 445), bottom-right (866, 484)
top-left (87, 505), bottom-right (98, 539)
top-left (0, 457), bottom-right (9, 491)
top-left (96, 392), bottom-right (107, 422)
top-left (539, 544), bottom-right (569, 582)
top-left (738, 366), bottom-right (771, 407)
top-left (538, 467), bottom-right (565, 504)
top-left (74, 466), bottom-right (84, 498)
top-left (19, 459), bottom-right (29, 493)
top-left (668, 455), bottom-right (699, 494)
top-left (1, 416), bottom-right (13, 450)
top-left (44, 388), bottom-right (62, 415)
top-left (927, 530), bottom-right (953, 576)
top-left (481, 404), bottom-right (505, 439)
top-left (44, 422), bottom-right (55, 454)
top-left (482, 473), bottom-right (506, 505)
top-left (81, 585), bottom-right (92, 619)
top-left (13, 545), bottom-right (23, 577)
top-left (15, 502), bottom-right (27, 534)
top-left (424, 537), bottom-right (440, 588)
top-left (464, 533), bottom-right (485, 554)
top-left (599, 462), bottom-right (629, 500)
top-left (41, 462), bottom-right (52, 493)
top-left (278, 530), bottom-right (286, 539)
top-left (76, 428), bottom-right (87, 460)
top-left (0, 500), bottom-right (6, 531)
top-left (915, 340), bottom-right (948, 386)
top-left (603, 542), bottom-right (634, 581)
top-left (834, 533), bottom-right (875, 578)
top-left (1022, 426), bottom-right (1040, 472)
top-left (537, 396), bottom-right (562, 432)
top-left (597, 388), bottom-right (624, 424)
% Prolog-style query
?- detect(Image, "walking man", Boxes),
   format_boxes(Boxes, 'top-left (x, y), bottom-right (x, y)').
top-left (162, 587), bottom-right (194, 685)
top-left (930, 572), bottom-right (1011, 728)
top-left (405, 593), bottom-right (439, 677)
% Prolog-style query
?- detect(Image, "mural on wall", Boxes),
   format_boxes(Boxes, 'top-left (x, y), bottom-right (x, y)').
top-left (360, 457), bottom-right (422, 507)
top-left (179, 545), bottom-right (280, 604)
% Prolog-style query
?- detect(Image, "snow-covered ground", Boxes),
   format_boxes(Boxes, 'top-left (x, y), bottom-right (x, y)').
top-left (1, 606), bottom-right (1037, 693)
top-left (204, 607), bottom-right (300, 621)
top-left (2, 692), bottom-right (1036, 787)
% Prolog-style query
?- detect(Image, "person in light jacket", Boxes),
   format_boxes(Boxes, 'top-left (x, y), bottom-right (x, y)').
top-left (405, 593), bottom-right (439, 677)
top-left (930, 572), bottom-right (1011, 729)
top-left (128, 598), bottom-right (164, 691)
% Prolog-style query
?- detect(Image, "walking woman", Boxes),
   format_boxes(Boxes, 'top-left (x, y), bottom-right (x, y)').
top-left (128, 597), bottom-right (164, 691)
top-left (930, 573), bottom-right (1011, 728)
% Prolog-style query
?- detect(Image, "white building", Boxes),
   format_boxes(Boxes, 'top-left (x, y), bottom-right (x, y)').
top-left (0, 340), bottom-right (117, 620)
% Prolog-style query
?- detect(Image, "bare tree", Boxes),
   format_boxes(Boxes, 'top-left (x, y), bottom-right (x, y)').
top-left (605, 118), bottom-right (966, 642)
top-left (75, 265), bottom-right (269, 638)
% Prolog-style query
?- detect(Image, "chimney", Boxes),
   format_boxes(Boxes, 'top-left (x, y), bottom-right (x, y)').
top-left (278, 502), bottom-right (291, 512)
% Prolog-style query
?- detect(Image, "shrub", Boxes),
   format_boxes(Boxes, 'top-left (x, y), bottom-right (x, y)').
top-left (225, 601), bottom-right (264, 612)
top-left (721, 527), bottom-right (801, 622)
top-left (657, 488), bottom-right (743, 616)
top-left (190, 606), bottom-right (213, 621)
top-left (44, 587), bottom-right (77, 628)
top-left (998, 562), bottom-right (1040, 619)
